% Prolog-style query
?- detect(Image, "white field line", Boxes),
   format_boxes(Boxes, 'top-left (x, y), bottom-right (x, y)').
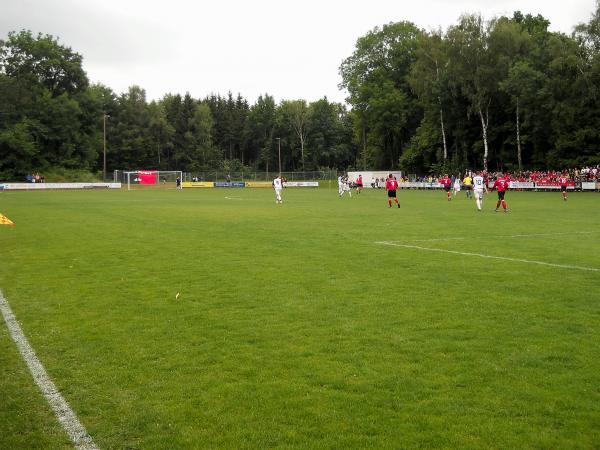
top-left (375, 241), bottom-right (600, 273)
top-left (400, 230), bottom-right (599, 243)
top-left (0, 291), bottom-right (98, 450)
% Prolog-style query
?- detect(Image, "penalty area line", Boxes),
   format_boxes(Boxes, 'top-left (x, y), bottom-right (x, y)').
top-left (375, 241), bottom-right (600, 273)
top-left (0, 290), bottom-right (98, 450)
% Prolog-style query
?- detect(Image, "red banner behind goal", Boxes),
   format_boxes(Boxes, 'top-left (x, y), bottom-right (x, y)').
top-left (138, 171), bottom-right (157, 185)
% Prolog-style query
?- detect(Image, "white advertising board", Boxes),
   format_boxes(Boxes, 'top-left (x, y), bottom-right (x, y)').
top-left (1, 183), bottom-right (121, 190)
top-left (581, 182), bottom-right (597, 191)
top-left (347, 171), bottom-right (402, 188)
top-left (509, 181), bottom-right (535, 189)
top-left (284, 181), bottom-right (319, 187)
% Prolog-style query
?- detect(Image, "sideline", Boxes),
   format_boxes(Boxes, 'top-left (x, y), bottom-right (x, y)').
top-left (0, 290), bottom-right (98, 450)
top-left (375, 241), bottom-right (600, 273)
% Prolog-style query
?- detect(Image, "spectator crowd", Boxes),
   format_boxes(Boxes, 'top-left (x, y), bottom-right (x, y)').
top-left (25, 173), bottom-right (44, 183)
top-left (409, 165), bottom-right (600, 184)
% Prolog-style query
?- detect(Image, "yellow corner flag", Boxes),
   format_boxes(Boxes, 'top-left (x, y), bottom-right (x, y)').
top-left (0, 213), bottom-right (14, 225)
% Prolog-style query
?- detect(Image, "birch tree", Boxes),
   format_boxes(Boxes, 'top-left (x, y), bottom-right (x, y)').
top-left (281, 100), bottom-right (309, 171)
top-left (409, 30), bottom-right (450, 161)
top-left (446, 14), bottom-right (496, 171)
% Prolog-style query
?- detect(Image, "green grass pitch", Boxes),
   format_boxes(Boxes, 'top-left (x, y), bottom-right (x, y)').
top-left (1, 186), bottom-right (599, 449)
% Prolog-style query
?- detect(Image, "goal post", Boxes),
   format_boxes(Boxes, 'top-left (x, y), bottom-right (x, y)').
top-left (123, 170), bottom-right (183, 191)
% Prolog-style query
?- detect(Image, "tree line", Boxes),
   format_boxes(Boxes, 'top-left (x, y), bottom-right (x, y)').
top-left (341, 5), bottom-right (600, 174)
top-left (1, 3), bottom-right (599, 180)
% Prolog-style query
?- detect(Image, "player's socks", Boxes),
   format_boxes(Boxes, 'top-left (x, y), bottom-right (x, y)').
top-left (501, 200), bottom-right (507, 210)
top-left (496, 200), bottom-right (501, 209)
top-left (388, 200), bottom-right (392, 207)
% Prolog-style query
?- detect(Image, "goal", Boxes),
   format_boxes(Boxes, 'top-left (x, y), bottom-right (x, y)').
top-left (122, 170), bottom-right (183, 191)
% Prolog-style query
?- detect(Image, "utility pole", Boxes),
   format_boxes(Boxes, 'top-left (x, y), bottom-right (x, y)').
top-left (276, 137), bottom-right (281, 175)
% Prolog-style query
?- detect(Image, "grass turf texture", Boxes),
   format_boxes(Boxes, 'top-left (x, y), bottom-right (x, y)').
top-left (1, 187), bottom-right (599, 449)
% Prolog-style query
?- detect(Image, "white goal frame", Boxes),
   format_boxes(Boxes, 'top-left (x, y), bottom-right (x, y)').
top-left (123, 170), bottom-right (183, 191)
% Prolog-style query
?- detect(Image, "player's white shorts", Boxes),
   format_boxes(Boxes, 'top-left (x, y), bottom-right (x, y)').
top-left (474, 189), bottom-right (484, 200)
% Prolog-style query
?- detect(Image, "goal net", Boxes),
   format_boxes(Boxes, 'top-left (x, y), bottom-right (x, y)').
top-left (122, 170), bottom-right (183, 191)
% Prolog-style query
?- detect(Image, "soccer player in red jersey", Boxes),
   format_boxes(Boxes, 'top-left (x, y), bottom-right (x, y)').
top-left (491, 173), bottom-right (510, 212)
top-left (439, 174), bottom-right (452, 201)
top-left (355, 174), bottom-right (363, 194)
top-left (385, 174), bottom-right (400, 208)
top-left (559, 171), bottom-right (569, 201)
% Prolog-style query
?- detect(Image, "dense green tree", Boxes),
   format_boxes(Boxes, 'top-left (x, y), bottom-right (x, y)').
top-left (307, 98), bottom-right (354, 169)
top-left (3, 4), bottom-right (600, 180)
top-left (445, 15), bottom-right (496, 171)
top-left (248, 94), bottom-right (277, 172)
top-left (280, 100), bottom-right (309, 171)
top-left (409, 30), bottom-right (450, 162)
top-left (205, 92), bottom-right (250, 168)
top-left (190, 102), bottom-right (216, 170)
top-left (0, 30), bottom-right (87, 97)
top-left (0, 30), bottom-right (98, 178)
top-left (575, 0), bottom-right (600, 52)
top-left (109, 86), bottom-right (151, 169)
top-left (340, 22), bottom-right (423, 169)
top-left (147, 100), bottom-right (174, 170)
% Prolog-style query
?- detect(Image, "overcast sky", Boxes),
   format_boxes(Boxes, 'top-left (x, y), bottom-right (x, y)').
top-left (1, 0), bottom-right (595, 104)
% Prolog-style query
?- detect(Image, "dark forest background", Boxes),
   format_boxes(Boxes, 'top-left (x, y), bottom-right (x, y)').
top-left (1, 3), bottom-right (599, 180)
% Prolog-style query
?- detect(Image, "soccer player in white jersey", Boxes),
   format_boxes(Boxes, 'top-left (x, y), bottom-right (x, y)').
top-left (273, 175), bottom-right (283, 204)
top-left (340, 174), bottom-right (352, 198)
top-left (453, 176), bottom-right (461, 197)
top-left (472, 172), bottom-right (487, 211)
top-left (338, 175), bottom-right (344, 196)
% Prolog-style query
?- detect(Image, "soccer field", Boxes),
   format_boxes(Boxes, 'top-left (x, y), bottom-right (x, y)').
top-left (1, 187), bottom-right (599, 449)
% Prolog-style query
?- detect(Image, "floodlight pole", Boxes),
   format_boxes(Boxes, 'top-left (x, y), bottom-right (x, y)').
top-left (103, 114), bottom-right (110, 181)
top-left (276, 137), bottom-right (281, 175)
